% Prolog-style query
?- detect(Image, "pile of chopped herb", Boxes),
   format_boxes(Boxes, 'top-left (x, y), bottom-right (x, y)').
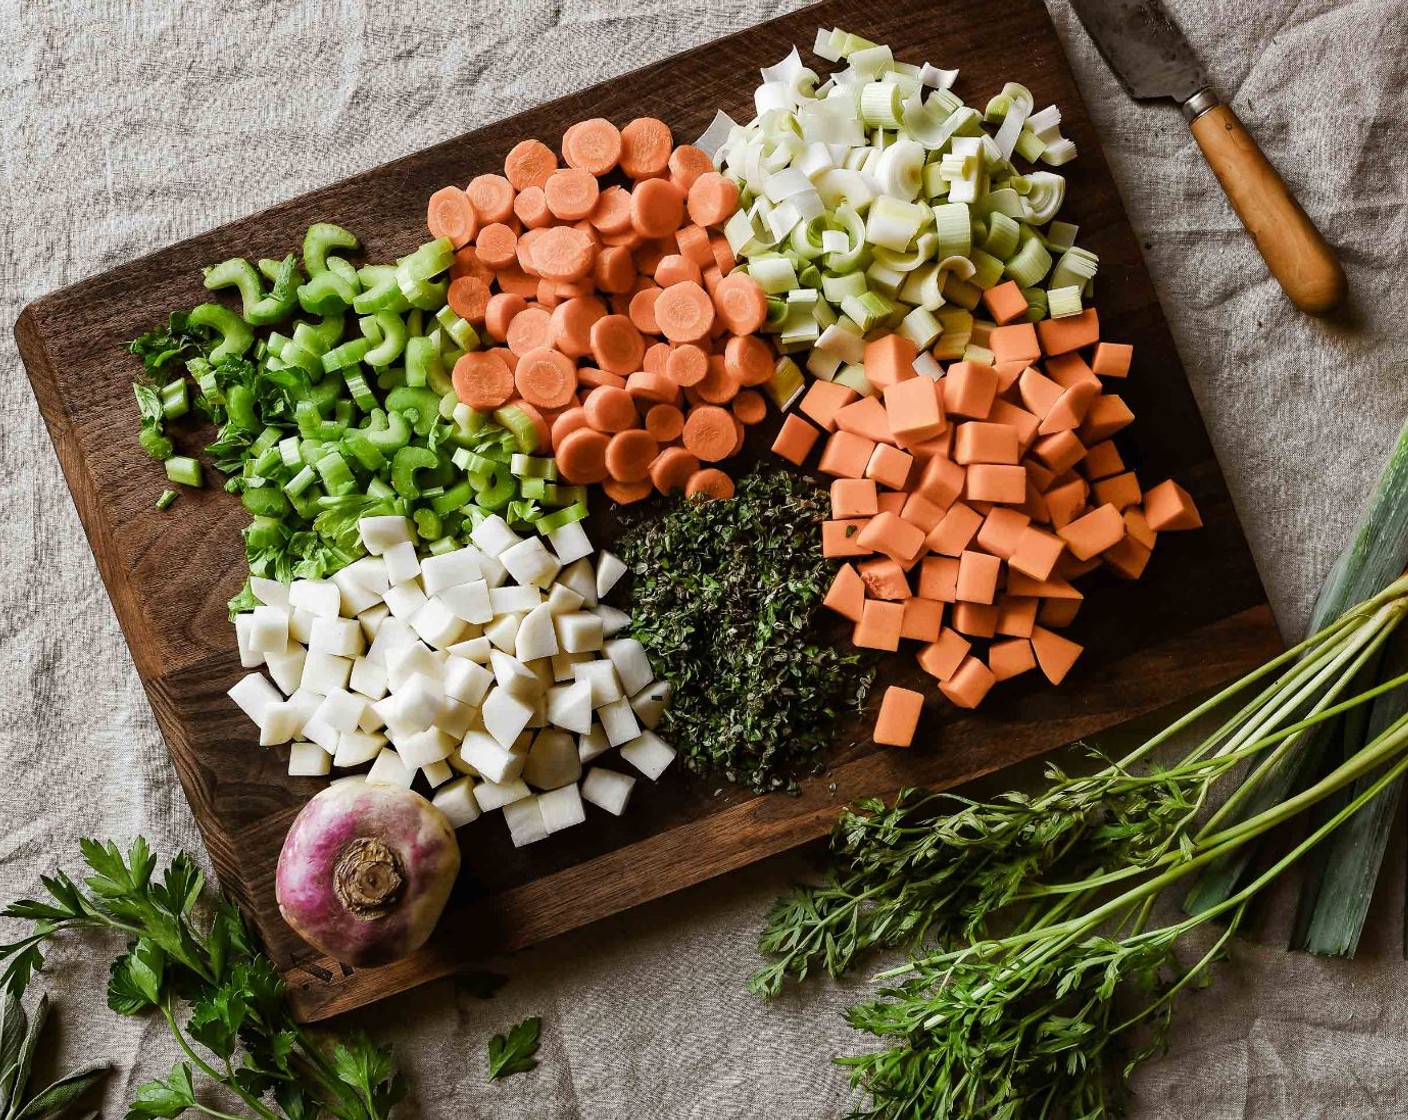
top-left (618, 469), bottom-right (874, 793)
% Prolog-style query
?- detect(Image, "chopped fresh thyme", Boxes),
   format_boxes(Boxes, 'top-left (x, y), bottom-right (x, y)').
top-left (618, 469), bottom-right (874, 793)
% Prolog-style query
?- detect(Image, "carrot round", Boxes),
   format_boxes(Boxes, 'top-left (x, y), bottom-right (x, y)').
top-left (450, 246), bottom-right (494, 284)
top-left (578, 366), bottom-right (627, 390)
top-left (685, 468), bottom-right (734, 500)
top-left (555, 426), bottom-right (611, 484)
top-left (695, 355), bottom-right (740, 405)
top-left (513, 186), bottom-right (553, 229)
top-left (551, 406), bottom-right (590, 448)
top-left (602, 477), bottom-right (653, 504)
top-left (642, 342), bottom-right (671, 374)
top-left (675, 224), bottom-right (714, 269)
top-left (668, 145), bottom-right (715, 192)
top-left (731, 389), bottom-right (767, 425)
top-left (645, 403), bottom-right (685, 443)
top-left (516, 227), bottom-right (547, 275)
top-left (628, 286), bottom-right (662, 335)
top-left (582, 384), bottom-right (638, 433)
top-left (447, 276), bottom-right (491, 324)
top-left (562, 118), bottom-right (622, 177)
top-left (631, 178), bottom-right (686, 238)
top-left (654, 253), bottom-right (701, 288)
top-left (427, 186), bottom-right (477, 247)
top-left (664, 343), bottom-right (709, 386)
top-left (504, 139), bottom-right (558, 191)
top-left (504, 399), bottom-right (551, 451)
top-left (712, 272), bottom-right (768, 335)
top-left (701, 265), bottom-right (724, 296)
top-left (649, 446), bottom-right (699, 494)
top-left (653, 281), bottom-right (715, 343)
top-left (682, 404), bottom-right (736, 462)
top-left (591, 245), bottom-right (636, 294)
top-left (506, 306), bottom-right (553, 355)
top-left (619, 117), bottom-right (674, 179)
top-left (544, 168), bottom-right (601, 222)
top-left (491, 346), bottom-right (520, 373)
top-left (452, 351), bottom-right (515, 410)
top-left (600, 227), bottom-right (644, 250)
top-left (724, 333), bottom-right (774, 386)
top-left (484, 293), bottom-right (527, 341)
top-left (497, 265), bottom-right (539, 299)
top-left (626, 371), bottom-right (677, 405)
top-left (548, 296), bottom-right (607, 359)
top-left (588, 185), bottom-right (633, 234)
top-left (605, 429), bottom-right (659, 483)
top-left (589, 314), bottom-right (646, 375)
top-left (514, 347), bottom-right (579, 410)
top-left (686, 172), bottom-right (740, 228)
top-left (466, 174), bottom-right (515, 223)
top-left (709, 234), bottom-right (737, 276)
top-left (532, 225), bottom-right (597, 283)
top-left (475, 222), bottom-right (519, 270)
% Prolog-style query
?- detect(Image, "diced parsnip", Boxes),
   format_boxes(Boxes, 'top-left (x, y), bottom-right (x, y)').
top-left (383, 581), bottom-right (428, 620)
top-left (229, 672), bottom-right (283, 724)
top-left (381, 540), bottom-right (421, 586)
top-left (538, 784), bottom-right (586, 833)
top-left (630, 680), bottom-right (673, 730)
top-left (285, 688), bottom-right (323, 729)
top-left (604, 638), bottom-right (654, 696)
top-left (504, 797), bottom-right (549, 847)
top-left (557, 558), bottom-right (599, 607)
top-left (313, 688), bottom-right (366, 734)
top-left (358, 702), bottom-right (387, 735)
top-left (366, 748), bottom-right (415, 788)
top-left (491, 650), bottom-right (545, 702)
top-left (515, 604), bottom-right (560, 662)
top-left (478, 551), bottom-right (510, 589)
top-left (234, 615), bottom-right (264, 669)
top-left (258, 701), bottom-right (302, 747)
top-left (394, 672), bottom-right (444, 732)
top-left (432, 777), bottom-right (481, 828)
top-left (421, 759), bottom-right (454, 788)
top-left (358, 515), bottom-right (413, 556)
top-left (443, 657), bottom-right (493, 706)
top-left (301, 715), bottom-right (340, 753)
top-left (527, 693), bottom-right (548, 730)
top-left (265, 645), bottom-right (307, 696)
top-left (409, 597), bottom-right (467, 649)
top-left (439, 580), bottom-right (493, 624)
top-left (309, 616), bottom-right (365, 658)
top-left (547, 520), bottom-right (593, 566)
top-left (358, 602), bottom-right (390, 642)
top-left (546, 582), bottom-right (586, 615)
top-left (339, 555), bottom-right (391, 594)
top-left (301, 651), bottom-right (353, 695)
top-left (574, 660), bottom-right (624, 707)
top-left (557, 611), bottom-right (604, 653)
top-left (333, 730), bottom-right (386, 768)
top-left (484, 612), bottom-right (523, 653)
top-left (598, 697), bottom-right (642, 747)
top-left (474, 777), bottom-right (531, 811)
top-left (471, 514), bottom-right (523, 558)
top-left (524, 729), bottom-right (582, 790)
top-left (595, 551), bottom-right (627, 598)
top-left (289, 579), bottom-right (341, 619)
top-left (421, 546), bottom-right (484, 596)
top-left (289, 607), bottom-right (314, 645)
top-left (591, 604), bottom-right (632, 638)
top-left (461, 730), bottom-right (526, 783)
top-left (481, 688), bottom-right (535, 750)
top-left (365, 616), bottom-right (417, 665)
top-left (489, 584), bottom-right (543, 615)
top-left (501, 537), bottom-right (562, 589)
top-left (385, 642), bottom-right (444, 689)
top-left (582, 767), bottom-right (636, 816)
top-left (547, 680), bottom-right (593, 735)
top-left (349, 655), bottom-right (389, 702)
top-left (398, 727), bottom-right (456, 769)
top-left (332, 567), bottom-right (384, 616)
top-left (447, 634), bottom-right (493, 663)
top-left (436, 697), bottom-right (479, 739)
top-left (250, 576), bottom-right (290, 610)
top-left (288, 742), bottom-right (332, 777)
top-left (578, 725), bottom-right (612, 764)
top-left (248, 605), bottom-right (290, 654)
top-left (620, 731), bottom-right (677, 780)
top-left (551, 650), bottom-right (592, 682)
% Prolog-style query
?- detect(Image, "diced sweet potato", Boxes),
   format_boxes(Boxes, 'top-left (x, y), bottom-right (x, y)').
top-left (927, 502), bottom-right (984, 557)
top-left (884, 376), bottom-right (947, 444)
top-left (1038, 598), bottom-right (1082, 628)
top-left (831, 477), bottom-right (878, 518)
top-left (952, 601), bottom-right (999, 638)
top-left (853, 599), bottom-right (905, 651)
top-left (1079, 395), bottom-right (1135, 443)
top-left (1057, 503), bottom-right (1126, 561)
top-left (1019, 367), bottom-right (1064, 418)
top-left (857, 511), bottom-right (927, 564)
top-left (1143, 479), bottom-right (1202, 530)
top-left (1036, 307), bottom-right (1099, 355)
top-left (982, 280), bottom-right (1029, 325)
top-left (943, 361), bottom-right (999, 419)
top-left (1031, 625), bottom-right (1083, 684)
top-left (858, 557), bottom-right (912, 600)
top-left (1045, 352), bottom-right (1100, 389)
top-left (864, 334), bottom-right (919, 391)
top-left (1091, 341), bottom-right (1132, 377)
top-left (866, 442), bottom-right (916, 490)
top-left (915, 455), bottom-right (966, 509)
top-left (989, 322), bottom-right (1041, 365)
top-left (1092, 471), bottom-right (1142, 510)
top-left (917, 628), bottom-right (971, 681)
top-left (1009, 525), bottom-right (1067, 581)
top-left (965, 463), bottom-right (1027, 504)
top-left (835, 395), bottom-right (896, 444)
top-left (800, 380), bottom-right (859, 432)
top-left (771, 413), bottom-right (820, 466)
top-left (818, 430), bottom-right (877, 479)
top-left (1037, 382), bottom-right (1099, 436)
top-left (939, 655), bottom-right (997, 708)
top-left (1124, 506), bottom-right (1158, 549)
top-left (954, 421), bottom-right (1021, 465)
top-left (989, 638), bottom-right (1036, 681)
top-left (975, 507), bottom-right (1031, 559)
top-left (877, 491), bottom-right (907, 517)
top-left (1030, 430), bottom-right (1086, 475)
top-left (988, 399), bottom-right (1041, 448)
top-left (918, 556), bottom-right (960, 602)
top-left (822, 518), bottom-right (872, 558)
top-left (1081, 440), bottom-right (1125, 480)
top-left (874, 686), bottom-right (925, 747)
top-left (901, 491), bottom-right (947, 533)
top-left (996, 595), bottom-right (1039, 637)
top-left (823, 563), bottom-right (867, 622)
top-left (900, 597), bottom-right (945, 643)
top-left (956, 550), bottom-right (1002, 605)
top-left (1104, 535), bottom-right (1152, 579)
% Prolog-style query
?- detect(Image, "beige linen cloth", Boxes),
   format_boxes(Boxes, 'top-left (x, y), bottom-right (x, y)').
top-left (3, 0), bottom-right (1407, 1115)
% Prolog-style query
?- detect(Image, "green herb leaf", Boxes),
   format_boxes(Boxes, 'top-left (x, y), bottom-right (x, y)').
top-left (486, 1016), bottom-right (541, 1082)
top-left (13, 1063), bottom-right (108, 1120)
top-left (125, 1063), bottom-right (195, 1120)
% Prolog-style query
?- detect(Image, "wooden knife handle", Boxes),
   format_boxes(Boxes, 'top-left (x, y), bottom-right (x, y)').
top-left (1189, 101), bottom-right (1346, 315)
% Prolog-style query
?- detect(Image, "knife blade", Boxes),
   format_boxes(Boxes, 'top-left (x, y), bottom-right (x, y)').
top-left (1065, 0), bottom-right (1347, 315)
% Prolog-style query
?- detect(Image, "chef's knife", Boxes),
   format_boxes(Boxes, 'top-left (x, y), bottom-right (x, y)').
top-left (1066, 0), bottom-right (1347, 314)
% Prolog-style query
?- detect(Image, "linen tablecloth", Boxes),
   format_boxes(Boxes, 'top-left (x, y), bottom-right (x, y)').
top-left (3, 1), bottom-right (1406, 1115)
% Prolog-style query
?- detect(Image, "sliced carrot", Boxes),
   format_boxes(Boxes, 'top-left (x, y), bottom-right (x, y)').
top-left (642, 342), bottom-right (671, 374)
top-left (631, 178), bottom-right (686, 238)
top-left (535, 279), bottom-right (561, 309)
top-left (544, 168), bottom-right (601, 222)
top-left (513, 185), bottom-right (553, 229)
top-left (632, 238), bottom-right (673, 278)
top-left (427, 186), bottom-right (477, 247)
top-left (599, 226), bottom-right (644, 249)
top-left (675, 224), bottom-right (714, 269)
top-left (555, 427), bottom-right (611, 484)
top-left (685, 468), bottom-right (734, 500)
top-left (702, 265), bottom-right (724, 296)
top-left (653, 280), bottom-right (716, 343)
top-left (547, 296), bottom-right (607, 359)
top-left (484, 293), bottom-right (527, 342)
top-left (505, 306), bottom-right (553, 355)
top-left (516, 227), bottom-right (547, 275)
top-left (514, 347), bottom-right (579, 410)
top-left (531, 225), bottom-right (597, 283)
top-left (649, 445), bottom-right (698, 493)
top-left (589, 185), bottom-right (634, 234)
top-left (668, 144), bottom-right (714, 192)
top-left (709, 234), bottom-right (736, 276)
top-left (626, 371), bottom-right (677, 405)
top-left (589, 313), bottom-right (646, 375)
top-left (562, 118), bottom-right (622, 176)
top-left (605, 428), bottom-right (659, 482)
top-left (628, 286), bottom-right (663, 334)
top-left (686, 172), bottom-right (740, 227)
top-left (723, 334), bottom-right (773, 386)
top-left (466, 174), bottom-right (515, 224)
top-left (504, 139), bottom-right (558, 191)
top-left (645, 403), bottom-right (685, 443)
top-left (665, 343), bottom-right (709, 386)
top-left (578, 366), bottom-right (627, 390)
top-left (551, 406), bottom-right (589, 448)
top-left (447, 276), bottom-right (491, 324)
top-left (712, 272), bottom-right (767, 335)
top-left (496, 265), bottom-right (539, 299)
top-left (593, 245), bottom-right (637, 294)
top-left (450, 246), bottom-right (493, 284)
top-left (490, 346), bottom-right (520, 373)
top-left (475, 223), bottom-right (519, 270)
top-left (682, 404), bottom-right (736, 462)
top-left (452, 351), bottom-right (515, 410)
top-left (582, 384), bottom-right (638, 433)
top-left (603, 477), bottom-right (654, 504)
top-left (694, 355), bottom-right (739, 405)
top-left (653, 253), bottom-right (702, 288)
top-left (619, 117), bottom-right (674, 179)
top-left (731, 389), bottom-right (767, 425)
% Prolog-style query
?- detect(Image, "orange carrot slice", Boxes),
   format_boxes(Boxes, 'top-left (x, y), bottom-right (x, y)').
top-left (452, 351), bottom-right (515, 410)
top-left (578, 366), bottom-right (627, 390)
top-left (550, 406), bottom-right (589, 448)
top-left (450, 246), bottom-right (493, 284)
top-left (653, 253), bottom-right (702, 288)
top-left (556, 427), bottom-right (611, 484)
top-left (665, 343), bottom-right (709, 386)
top-left (466, 174), bottom-right (515, 223)
top-left (484, 293), bottom-right (527, 342)
top-left (685, 468), bottom-right (734, 500)
top-left (582, 384), bottom-right (639, 433)
top-left (642, 341), bottom-right (671, 374)
top-left (475, 223), bottom-right (519, 270)
top-left (562, 118), bottom-right (623, 176)
top-left (427, 186), bottom-right (477, 247)
top-left (649, 445), bottom-right (698, 493)
top-left (694, 356), bottom-right (739, 405)
top-left (548, 296), bottom-right (607, 359)
top-left (712, 272), bottom-right (767, 335)
top-left (625, 371), bottom-right (677, 405)
top-left (513, 186), bottom-right (553, 229)
top-left (531, 225), bottom-right (597, 283)
top-left (544, 168), bottom-right (601, 222)
top-left (514, 347), bottom-right (579, 410)
top-left (588, 185), bottom-right (633, 234)
top-left (653, 281), bottom-right (715, 343)
top-left (592, 245), bottom-right (637, 294)
top-left (723, 334), bottom-right (773, 386)
top-left (668, 144), bottom-right (714, 191)
top-left (682, 404), bottom-right (736, 462)
top-left (645, 403), bottom-right (685, 443)
top-left (505, 306), bottom-right (553, 355)
top-left (504, 139), bottom-right (558, 190)
top-left (686, 172), bottom-right (740, 227)
top-left (628, 286), bottom-right (663, 334)
top-left (603, 477), bottom-right (654, 504)
top-left (447, 276), bottom-right (491, 324)
top-left (731, 389), bottom-right (767, 425)
top-left (588, 314), bottom-right (646, 375)
top-left (619, 117), bottom-right (674, 179)
top-left (630, 178), bottom-right (686, 238)
top-left (605, 428), bottom-right (659, 483)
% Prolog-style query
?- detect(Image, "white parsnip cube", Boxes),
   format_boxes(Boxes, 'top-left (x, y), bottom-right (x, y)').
top-left (557, 611), bottom-right (604, 654)
top-left (501, 537), bottom-right (562, 588)
top-left (396, 672), bottom-right (444, 732)
top-left (258, 701), bottom-right (303, 746)
top-left (491, 651), bottom-right (545, 702)
top-left (289, 579), bottom-right (341, 619)
top-left (547, 680), bottom-right (593, 735)
top-left (358, 515), bottom-right (413, 556)
top-left (551, 650), bottom-right (592, 683)
top-left (478, 552), bottom-right (509, 589)
top-left (381, 540), bottom-right (421, 586)
top-left (592, 604), bottom-right (632, 638)
top-left (248, 605), bottom-right (290, 654)
top-left (421, 759), bottom-right (454, 788)
top-left (574, 660), bottom-right (623, 707)
top-left (383, 581), bottom-right (428, 620)
top-left (547, 520), bottom-right (592, 566)
top-left (546, 583), bottom-right (585, 616)
top-left (264, 645), bottom-right (307, 697)
top-left (620, 731), bottom-right (676, 780)
top-left (443, 657), bottom-right (494, 707)
top-left (366, 616), bottom-right (417, 664)
top-left (301, 652), bottom-right (353, 696)
top-left (289, 607), bottom-right (314, 645)
top-left (582, 767), bottom-right (636, 816)
top-left (515, 604), bottom-right (560, 662)
top-left (410, 597), bottom-right (468, 650)
top-left (285, 688), bottom-right (323, 729)
top-left (484, 613), bottom-right (523, 654)
top-left (630, 680), bottom-right (673, 730)
top-left (473, 778), bottom-right (531, 811)
top-left (358, 602), bottom-right (390, 641)
top-left (349, 656), bottom-right (388, 702)
top-left (439, 580), bottom-right (493, 624)
top-left (595, 551), bottom-right (627, 598)
top-left (447, 635), bottom-right (493, 663)
top-left (313, 689), bottom-right (367, 734)
top-left (578, 725), bottom-right (611, 764)
top-left (436, 697), bottom-right (479, 739)
top-left (482, 687), bottom-right (535, 749)
top-left (523, 729), bottom-right (582, 790)
top-left (432, 777), bottom-right (481, 828)
top-left (309, 616), bottom-right (365, 658)
top-left (301, 715), bottom-right (340, 753)
top-left (331, 564), bottom-right (385, 616)
top-left (471, 514), bottom-right (522, 558)
top-left (557, 558), bottom-right (598, 607)
top-left (386, 642), bottom-right (444, 690)
top-left (598, 697), bottom-right (642, 747)
top-left (537, 784), bottom-right (586, 833)
top-left (250, 576), bottom-right (290, 610)
top-left (421, 546), bottom-right (484, 596)
top-left (489, 584), bottom-right (543, 616)
top-left (340, 555), bottom-right (390, 594)
top-left (234, 615), bottom-right (264, 669)
top-left (604, 638), bottom-right (654, 697)
top-left (333, 730), bottom-right (387, 768)
top-left (288, 742), bottom-right (332, 777)
top-left (398, 727), bottom-right (455, 769)
top-left (461, 729), bottom-right (526, 783)
top-left (366, 749), bottom-right (415, 788)
top-left (503, 797), bottom-right (548, 847)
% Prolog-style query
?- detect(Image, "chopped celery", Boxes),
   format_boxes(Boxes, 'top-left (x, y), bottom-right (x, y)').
top-left (164, 456), bottom-right (203, 488)
top-left (155, 489), bottom-right (178, 510)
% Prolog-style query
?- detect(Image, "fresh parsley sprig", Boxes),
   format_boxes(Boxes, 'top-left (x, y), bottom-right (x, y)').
top-left (486, 1018), bottom-right (540, 1082)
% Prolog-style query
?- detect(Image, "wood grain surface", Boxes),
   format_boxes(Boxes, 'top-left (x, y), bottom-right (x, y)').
top-left (14, 0), bottom-right (1281, 1022)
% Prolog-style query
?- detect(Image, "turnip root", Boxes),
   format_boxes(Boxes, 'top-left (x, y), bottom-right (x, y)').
top-left (276, 781), bottom-right (460, 967)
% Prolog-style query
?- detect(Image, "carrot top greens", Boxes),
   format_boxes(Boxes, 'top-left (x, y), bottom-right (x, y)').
top-left (618, 469), bottom-right (874, 793)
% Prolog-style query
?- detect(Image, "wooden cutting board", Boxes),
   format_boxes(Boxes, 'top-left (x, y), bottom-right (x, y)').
top-left (15, 0), bottom-right (1280, 1022)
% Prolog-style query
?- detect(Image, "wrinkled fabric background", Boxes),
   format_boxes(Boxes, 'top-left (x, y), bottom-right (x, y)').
top-left (2, 0), bottom-right (1407, 1116)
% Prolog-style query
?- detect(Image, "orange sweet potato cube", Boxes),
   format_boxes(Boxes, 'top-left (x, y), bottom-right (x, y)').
top-left (1092, 471), bottom-right (1142, 510)
top-left (918, 556), bottom-right (960, 602)
top-left (1019, 367), bottom-right (1064, 418)
top-left (771, 413), bottom-right (821, 466)
top-left (954, 421), bottom-right (1021, 465)
top-left (943, 361), bottom-right (999, 419)
top-left (982, 280), bottom-right (1029, 326)
top-left (965, 463), bottom-right (1027, 504)
top-left (900, 597), bottom-right (945, 643)
top-left (1036, 307), bottom-right (1100, 355)
top-left (818, 430), bottom-right (877, 479)
top-left (854, 599), bottom-right (905, 651)
top-left (989, 638), bottom-right (1036, 681)
top-left (917, 628), bottom-right (971, 681)
top-left (864, 334), bottom-right (919, 391)
top-left (1091, 341), bottom-right (1133, 378)
top-left (952, 602), bottom-right (999, 638)
top-left (988, 399), bottom-right (1041, 448)
top-left (1081, 440), bottom-right (1125, 480)
top-left (874, 686), bottom-right (926, 747)
top-left (884, 377), bottom-right (947, 444)
top-left (1037, 382), bottom-right (1100, 436)
top-left (956, 550), bottom-right (1002, 605)
top-left (1143, 479), bottom-right (1202, 531)
top-left (835, 396), bottom-right (895, 444)
top-left (831, 478), bottom-right (879, 518)
top-left (993, 360), bottom-right (1028, 393)
top-left (901, 492), bottom-right (947, 533)
top-left (1009, 525), bottom-right (1067, 581)
top-left (927, 502), bottom-right (984, 557)
top-left (975, 507), bottom-right (1031, 559)
top-left (866, 442), bottom-right (916, 490)
top-left (1078, 395), bottom-right (1135, 443)
top-left (1039, 597), bottom-right (1082, 628)
top-left (822, 519), bottom-right (872, 558)
top-left (939, 655), bottom-right (997, 708)
top-left (1045, 352), bottom-right (1100, 389)
top-left (1124, 506), bottom-right (1158, 548)
top-left (996, 595), bottom-right (1039, 637)
top-left (858, 557), bottom-right (912, 601)
top-left (1031, 625), bottom-right (1083, 684)
top-left (1104, 536), bottom-right (1152, 579)
top-left (1057, 503), bottom-right (1126, 561)
top-left (857, 511), bottom-right (927, 564)
top-left (1045, 478), bottom-right (1089, 529)
top-left (990, 322), bottom-right (1041, 365)
top-left (800, 380), bottom-right (860, 432)
top-left (1030, 431), bottom-right (1086, 475)
top-left (877, 491), bottom-right (907, 517)
top-left (915, 455), bottom-right (966, 509)
top-left (823, 563), bottom-right (867, 622)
